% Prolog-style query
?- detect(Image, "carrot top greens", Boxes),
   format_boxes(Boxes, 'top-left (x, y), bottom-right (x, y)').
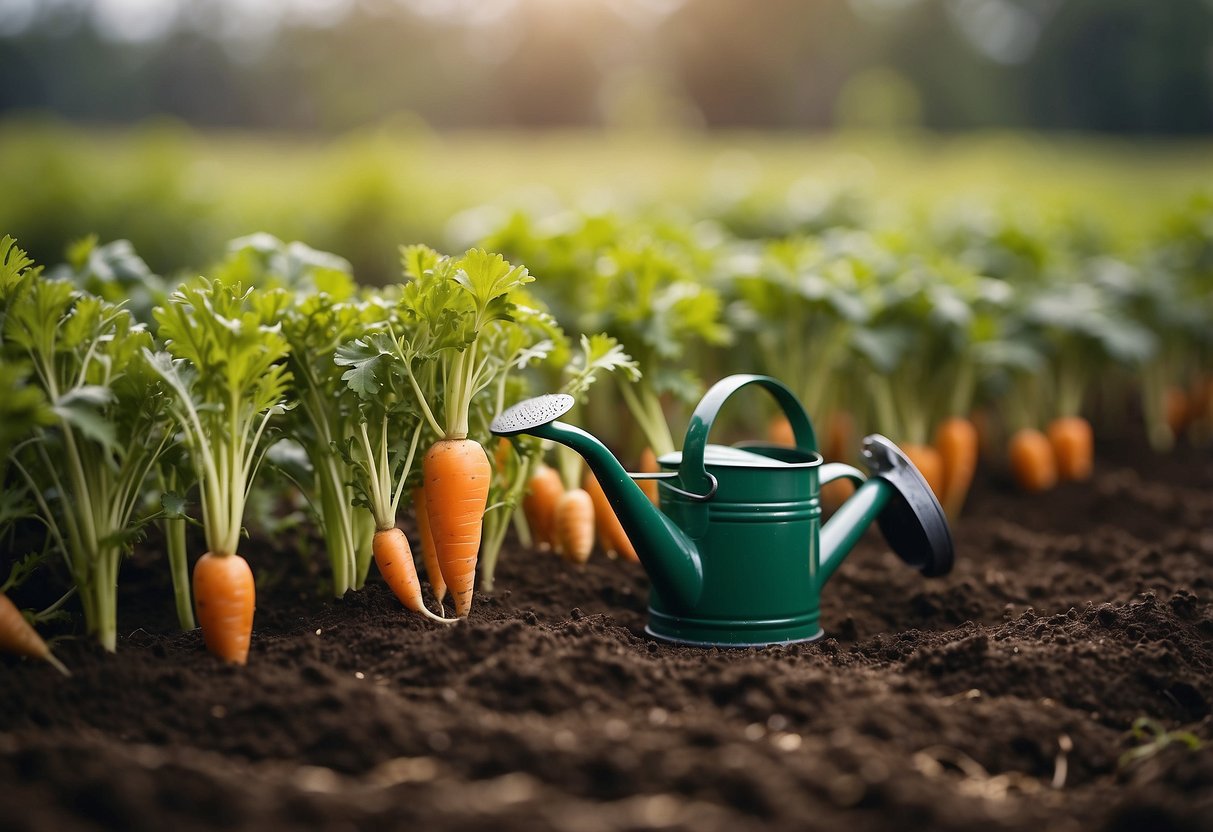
top-left (148, 278), bottom-right (293, 559)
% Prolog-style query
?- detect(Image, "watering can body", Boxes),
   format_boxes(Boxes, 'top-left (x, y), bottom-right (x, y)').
top-left (491, 374), bottom-right (953, 647)
top-left (649, 443), bottom-right (829, 645)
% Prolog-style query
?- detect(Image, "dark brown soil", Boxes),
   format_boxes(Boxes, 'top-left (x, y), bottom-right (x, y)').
top-left (3, 443), bottom-right (1213, 832)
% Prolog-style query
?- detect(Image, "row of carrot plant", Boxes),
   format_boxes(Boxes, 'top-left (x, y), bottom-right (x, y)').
top-left (1, 191), bottom-right (1210, 669)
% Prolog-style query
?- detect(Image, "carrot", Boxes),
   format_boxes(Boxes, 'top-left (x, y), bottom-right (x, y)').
top-left (1047, 416), bottom-right (1094, 481)
top-left (423, 438), bottom-right (492, 618)
top-left (584, 469), bottom-right (639, 562)
top-left (1008, 428), bottom-right (1058, 492)
top-left (823, 411), bottom-right (853, 463)
top-left (1165, 386), bottom-right (1190, 438)
top-left (767, 415), bottom-right (795, 448)
top-left (554, 488), bottom-right (595, 565)
top-left (522, 463), bottom-right (564, 551)
top-left (0, 592), bottom-right (69, 676)
top-left (935, 417), bottom-right (979, 520)
top-left (412, 487), bottom-right (446, 606)
top-left (901, 443), bottom-right (945, 501)
top-left (638, 447), bottom-right (660, 506)
top-left (193, 553), bottom-right (257, 665)
top-left (373, 528), bottom-right (454, 624)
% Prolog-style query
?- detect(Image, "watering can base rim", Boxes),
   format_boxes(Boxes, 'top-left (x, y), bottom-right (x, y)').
top-left (645, 606), bottom-right (825, 647)
top-left (644, 625), bottom-right (825, 649)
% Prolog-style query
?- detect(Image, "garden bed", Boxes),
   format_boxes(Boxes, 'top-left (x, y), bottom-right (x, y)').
top-left (3, 441), bottom-right (1212, 832)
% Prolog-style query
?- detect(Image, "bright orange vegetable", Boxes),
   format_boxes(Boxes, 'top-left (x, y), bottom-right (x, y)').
top-left (901, 443), bottom-right (945, 501)
top-left (522, 463), bottom-right (564, 551)
top-left (412, 487), bottom-right (446, 605)
top-left (554, 488), bottom-right (595, 565)
top-left (935, 417), bottom-right (979, 519)
top-left (0, 592), bottom-right (68, 676)
top-left (1047, 416), bottom-right (1094, 481)
top-left (423, 438), bottom-right (492, 618)
top-left (193, 553), bottom-right (256, 665)
top-left (638, 447), bottom-right (660, 506)
top-left (1008, 428), bottom-right (1058, 492)
top-left (767, 415), bottom-right (795, 448)
top-left (584, 470), bottom-right (639, 562)
top-left (373, 528), bottom-right (453, 623)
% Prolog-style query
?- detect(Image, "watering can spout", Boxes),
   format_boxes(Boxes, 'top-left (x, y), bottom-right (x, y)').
top-left (818, 435), bottom-right (955, 591)
top-left (491, 395), bottom-right (705, 612)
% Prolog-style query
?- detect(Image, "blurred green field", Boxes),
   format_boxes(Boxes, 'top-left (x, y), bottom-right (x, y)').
top-left (2, 119), bottom-right (1211, 284)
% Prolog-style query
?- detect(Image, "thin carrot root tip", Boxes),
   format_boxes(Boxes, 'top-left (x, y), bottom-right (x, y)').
top-left (0, 591), bottom-right (68, 674)
top-left (193, 552), bottom-right (256, 666)
top-left (424, 439), bottom-right (491, 619)
top-left (373, 528), bottom-right (455, 623)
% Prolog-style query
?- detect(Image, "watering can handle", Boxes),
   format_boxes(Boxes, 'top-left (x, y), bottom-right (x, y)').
top-left (679, 374), bottom-right (818, 497)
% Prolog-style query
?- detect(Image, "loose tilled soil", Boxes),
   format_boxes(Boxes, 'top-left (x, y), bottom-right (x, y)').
top-left (3, 443), bottom-right (1213, 832)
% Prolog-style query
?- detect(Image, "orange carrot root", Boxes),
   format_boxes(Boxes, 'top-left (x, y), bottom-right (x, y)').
top-left (935, 416), bottom-right (979, 520)
top-left (584, 469), bottom-right (639, 563)
top-left (901, 443), bottom-right (946, 501)
top-left (412, 487), bottom-right (446, 605)
top-left (0, 592), bottom-right (69, 676)
top-left (424, 438), bottom-right (491, 618)
top-left (1008, 428), bottom-right (1058, 492)
top-left (554, 488), bottom-right (595, 565)
top-left (522, 463), bottom-right (564, 551)
top-left (374, 528), bottom-right (454, 624)
top-left (1047, 416), bottom-right (1094, 481)
top-left (193, 552), bottom-right (256, 665)
top-left (638, 447), bottom-right (660, 506)
top-left (767, 415), bottom-right (795, 448)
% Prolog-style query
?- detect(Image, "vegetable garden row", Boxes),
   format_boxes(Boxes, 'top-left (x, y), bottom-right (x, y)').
top-left (1, 190), bottom-right (1211, 669)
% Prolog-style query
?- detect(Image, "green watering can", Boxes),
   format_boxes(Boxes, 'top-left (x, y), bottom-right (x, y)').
top-left (491, 374), bottom-right (953, 647)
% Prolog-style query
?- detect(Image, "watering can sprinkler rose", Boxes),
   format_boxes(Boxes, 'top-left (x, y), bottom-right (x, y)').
top-left (492, 375), bottom-right (954, 647)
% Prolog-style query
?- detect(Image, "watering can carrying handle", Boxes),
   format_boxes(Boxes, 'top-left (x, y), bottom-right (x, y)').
top-left (679, 374), bottom-right (818, 497)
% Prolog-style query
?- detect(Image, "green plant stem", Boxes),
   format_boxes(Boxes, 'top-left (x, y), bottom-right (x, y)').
top-left (870, 375), bottom-right (902, 440)
top-left (479, 452), bottom-right (535, 592)
top-left (619, 379), bottom-right (675, 457)
top-left (1141, 361), bottom-right (1174, 452)
top-left (316, 461), bottom-right (352, 597)
top-left (165, 514), bottom-right (195, 630)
